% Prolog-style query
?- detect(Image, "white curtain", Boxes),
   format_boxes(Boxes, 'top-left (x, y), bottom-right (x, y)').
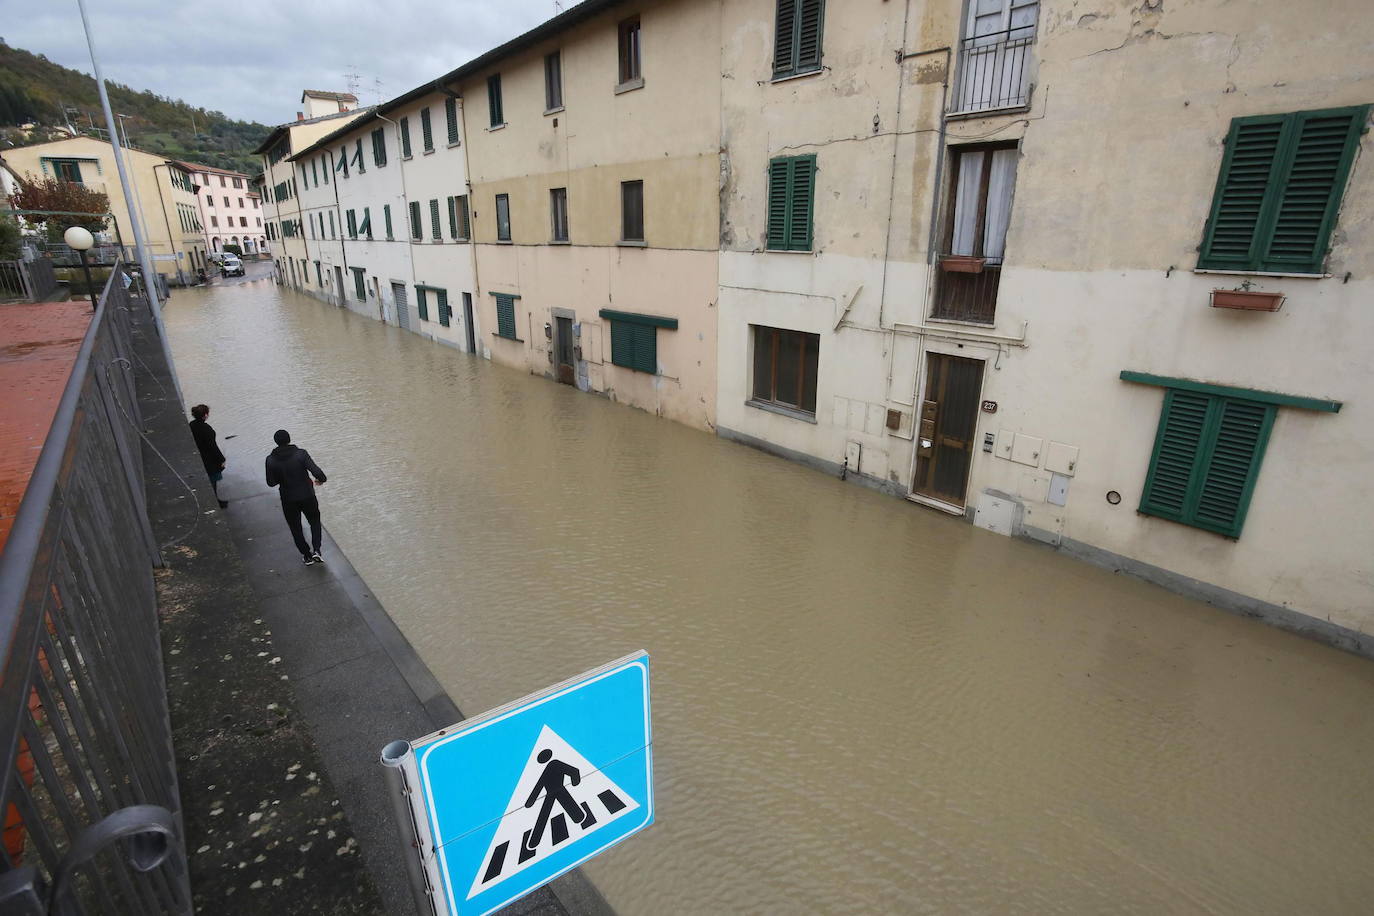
top-left (982, 147), bottom-right (1018, 261)
top-left (950, 150), bottom-right (984, 256)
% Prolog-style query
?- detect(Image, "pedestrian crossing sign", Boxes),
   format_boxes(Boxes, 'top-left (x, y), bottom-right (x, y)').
top-left (396, 653), bottom-right (653, 916)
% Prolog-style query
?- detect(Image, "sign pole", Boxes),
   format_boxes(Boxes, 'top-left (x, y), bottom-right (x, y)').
top-left (381, 740), bottom-right (442, 916)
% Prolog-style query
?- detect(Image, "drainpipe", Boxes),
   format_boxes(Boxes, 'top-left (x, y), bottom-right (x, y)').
top-left (875, 0), bottom-right (916, 333)
top-left (373, 113), bottom-right (406, 304)
top-left (453, 93), bottom-right (485, 347)
top-left (150, 164), bottom-right (182, 285)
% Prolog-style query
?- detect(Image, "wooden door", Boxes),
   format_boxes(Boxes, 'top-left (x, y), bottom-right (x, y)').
top-left (554, 316), bottom-right (575, 384)
top-left (913, 353), bottom-right (984, 507)
top-left (462, 293), bottom-right (476, 352)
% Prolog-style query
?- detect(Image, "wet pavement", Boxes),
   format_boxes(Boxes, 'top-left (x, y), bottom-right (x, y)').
top-left (164, 273), bottom-right (1374, 914)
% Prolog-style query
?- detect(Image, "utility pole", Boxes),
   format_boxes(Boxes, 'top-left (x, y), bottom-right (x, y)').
top-left (75, 0), bottom-right (182, 405)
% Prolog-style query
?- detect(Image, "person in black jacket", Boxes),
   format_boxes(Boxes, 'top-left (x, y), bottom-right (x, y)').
top-left (188, 404), bottom-right (228, 508)
top-left (265, 429), bottom-right (328, 565)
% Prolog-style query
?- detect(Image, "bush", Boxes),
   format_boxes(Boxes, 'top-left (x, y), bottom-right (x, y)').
top-left (0, 216), bottom-right (20, 260)
top-left (221, 243), bottom-right (242, 256)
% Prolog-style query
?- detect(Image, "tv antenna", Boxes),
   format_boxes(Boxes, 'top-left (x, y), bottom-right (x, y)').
top-left (344, 67), bottom-right (362, 98)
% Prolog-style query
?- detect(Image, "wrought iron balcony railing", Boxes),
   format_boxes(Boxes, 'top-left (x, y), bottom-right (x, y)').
top-left (951, 25), bottom-right (1036, 114)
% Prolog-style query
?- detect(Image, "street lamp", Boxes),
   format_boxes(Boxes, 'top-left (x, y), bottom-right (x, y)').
top-left (63, 225), bottom-right (98, 311)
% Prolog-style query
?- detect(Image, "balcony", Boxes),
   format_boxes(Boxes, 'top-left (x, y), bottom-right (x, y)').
top-left (932, 257), bottom-right (1002, 324)
top-left (950, 25), bottom-right (1036, 114)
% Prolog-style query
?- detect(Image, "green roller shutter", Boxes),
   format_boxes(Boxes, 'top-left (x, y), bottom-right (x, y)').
top-left (445, 98), bottom-right (459, 145)
top-left (1140, 389), bottom-right (1275, 538)
top-left (767, 155), bottom-right (816, 251)
top-left (1199, 106), bottom-right (1366, 274)
top-left (421, 107), bottom-right (433, 152)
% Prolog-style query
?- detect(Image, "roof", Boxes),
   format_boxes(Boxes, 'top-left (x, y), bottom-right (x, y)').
top-left (172, 160), bottom-right (249, 178)
top-left (302, 90), bottom-right (358, 103)
top-left (4, 135), bottom-right (182, 168)
top-left (289, 0), bottom-right (625, 160)
top-left (252, 107), bottom-right (374, 155)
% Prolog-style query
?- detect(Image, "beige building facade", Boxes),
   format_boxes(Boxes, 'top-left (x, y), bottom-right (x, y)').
top-left (3, 136), bottom-right (208, 282)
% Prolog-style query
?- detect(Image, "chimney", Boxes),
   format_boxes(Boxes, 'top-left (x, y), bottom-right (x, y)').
top-left (296, 112), bottom-right (304, 121)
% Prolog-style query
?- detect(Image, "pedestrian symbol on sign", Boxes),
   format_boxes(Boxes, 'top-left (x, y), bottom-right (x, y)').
top-left (469, 725), bottom-right (639, 899)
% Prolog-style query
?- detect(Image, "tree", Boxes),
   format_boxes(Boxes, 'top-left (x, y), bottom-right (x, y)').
top-left (0, 215), bottom-right (21, 259)
top-left (10, 176), bottom-right (108, 242)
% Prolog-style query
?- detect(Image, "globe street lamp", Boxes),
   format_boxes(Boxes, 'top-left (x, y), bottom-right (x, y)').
top-left (63, 226), bottom-right (98, 311)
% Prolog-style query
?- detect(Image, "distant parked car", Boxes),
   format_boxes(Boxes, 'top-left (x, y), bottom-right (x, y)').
top-left (221, 255), bottom-right (244, 278)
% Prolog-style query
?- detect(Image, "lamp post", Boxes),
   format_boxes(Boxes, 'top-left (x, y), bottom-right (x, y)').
top-left (64, 226), bottom-right (98, 311)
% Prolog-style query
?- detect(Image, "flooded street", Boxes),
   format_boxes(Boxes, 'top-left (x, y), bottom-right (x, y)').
top-left (166, 274), bottom-right (1374, 914)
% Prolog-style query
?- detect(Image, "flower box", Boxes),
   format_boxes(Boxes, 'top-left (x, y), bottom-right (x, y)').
top-left (939, 255), bottom-right (987, 274)
top-left (1211, 289), bottom-right (1284, 311)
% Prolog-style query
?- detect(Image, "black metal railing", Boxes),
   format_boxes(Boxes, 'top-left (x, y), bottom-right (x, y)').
top-left (951, 25), bottom-right (1036, 113)
top-left (932, 260), bottom-right (1003, 324)
top-left (0, 261), bottom-right (189, 914)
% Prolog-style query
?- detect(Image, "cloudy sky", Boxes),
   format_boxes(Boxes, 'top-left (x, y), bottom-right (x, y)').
top-left (6, 0), bottom-right (564, 125)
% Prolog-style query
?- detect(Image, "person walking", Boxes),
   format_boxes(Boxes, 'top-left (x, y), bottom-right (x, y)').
top-left (264, 429), bottom-right (328, 565)
top-left (188, 404), bottom-right (228, 508)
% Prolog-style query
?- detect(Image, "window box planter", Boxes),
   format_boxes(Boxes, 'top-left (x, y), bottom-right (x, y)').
top-left (1211, 289), bottom-right (1284, 311)
top-left (939, 255), bottom-right (987, 274)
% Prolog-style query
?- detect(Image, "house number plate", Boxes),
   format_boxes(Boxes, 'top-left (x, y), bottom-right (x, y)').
top-left (981, 400), bottom-right (998, 413)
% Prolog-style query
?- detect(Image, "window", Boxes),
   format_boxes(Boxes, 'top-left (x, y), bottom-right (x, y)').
top-left (400, 116), bottom-right (413, 158)
top-left (952, 0), bottom-right (1038, 113)
top-left (351, 267), bottom-right (366, 302)
top-left (455, 195), bottom-right (471, 241)
top-left (346, 209), bottom-right (357, 239)
top-left (1139, 389), bottom-right (1275, 538)
top-left (493, 293), bottom-right (520, 339)
top-left (384, 204), bottom-right (393, 240)
top-left (429, 199), bottom-right (442, 240)
top-left (495, 193), bottom-right (511, 241)
top-left (239, 217), bottom-right (247, 227)
top-left (933, 143), bottom-right (1018, 322)
top-left (420, 106), bottom-right (434, 152)
top-left (415, 287), bottom-right (430, 322)
top-left (766, 155), bottom-right (815, 251)
top-left (773, 0), bottom-right (824, 79)
top-left (410, 201), bottom-right (423, 241)
top-left (238, 198), bottom-right (244, 207)
top-left (372, 128), bottom-right (387, 167)
top-left (253, 199), bottom-right (259, 209)
top-left (328, 211), bottom-right (336, 238)
top-left (1198, 107), bottom-right (1367, 275)
top-left (445, 98), bottom-right (460, 145)
top-left (321, 154), bottom-right (330, 184)
top-left (360, 207), bottom-right (372, 240)
top-left (219, 176), bottom-right (226, 187)
top-left (550, 188), bottom-right (569, 242)
top-left (256, 217), bottom-right (261, 226)
top-left (618, 17), bottom-right (642, 86)
top-left (437, 289), bottom-right (452, 327)
top-left (206, 195), bottom-right (214, 207)
top-left (233, 178), bottom-right (243, 188)
top-left (600, 309), bottom-right (676, 374)
top-left (224, 196), bottom-right (230, 207)
top-left (751, 325), bottom-right (819, 415)
top-left (487, 74), bottom-right (504, 127)
top-left (315, 261), bottom-right (322, 285)
top-left (545, 51), bottom-right (563, 110)
top-left (211, 216), bottom-right (218, 227)
top-left (353, 138), bottom-right (366, 174)
top-left (620, 180), bottom-right (644, 242)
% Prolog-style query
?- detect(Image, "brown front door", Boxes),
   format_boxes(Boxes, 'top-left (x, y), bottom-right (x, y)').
top-left (913, 353), bottom-right (984, 507)
top-left (554, 316), bottom-right (575, 385)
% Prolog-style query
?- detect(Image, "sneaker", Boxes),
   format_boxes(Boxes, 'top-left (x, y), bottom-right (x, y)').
top-left (218, 499), bottom-right (229, 509)
top-left (311, 552), bottom-right (324, 564)
top-left (302, 555), bottom-right (316, 566)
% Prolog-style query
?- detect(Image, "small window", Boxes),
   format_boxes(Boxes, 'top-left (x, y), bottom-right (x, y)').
top-left (351, 267), bottom-right (366, 302)
top-left (409, 201), bottom-right (423, 241)
top-left (429, 199), bottom-right (442, 240)
top-left (346, 209), bottom-right (357, 239)
top-left (415, 287), bottom-right (430, 322)
top-left (488, 74), bottom-right (504, 127)
top-left (545, 51), bottom-right (563, 110)
top-left (493, 293), bottom-right (520, 339)
top-left (454, 195), bottom-right (471, 241)
top-left (773, 0), bottom-right (825, 79)
top-left (400, 116), bottom-right (413, 158)
top-left (420, 107), bottom-right (434, 152)
top-left (445, 97), bottom-right (460, 145)
top-left (751, 325), bottom-right (819, 415)
top-left (219, 176), bottom-right (226, 187)
top-left (240, 217), bottom-right (247, 227)
top-left (372, 127), bottom-right (387, 167)
top-left (621, 180), bottom-right (644, 242)
top-left (766, 155), bottom-right (816, 251)
top-left (437, 289), bottom-right (451, 327)
top-left (233, 177), bottom-right (243, 188)
top-left (1198, 106), bottom-right (1368, 275)
top-left (600, 310), bottom-right (676, 374)
top-left (495, 193), bottom-right (511, 242)
top-left (550, 188), bottom-right (569, 242)
top-left (618, 17), bottom-right (642, 86)
top-left (1139, 389), bottom-right (1275, 538)
top-left (384, 204), bottom-right (393, 240)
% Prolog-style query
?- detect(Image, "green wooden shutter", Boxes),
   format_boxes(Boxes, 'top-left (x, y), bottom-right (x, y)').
top-left (495, 294), bottom-right (518, 338)
top-left (788, 155), bottom-right (815, 250)
top-left (610, 321), bottom-right (634, 369)
top-left (1261, 108), bottom-right (1365, 273)
top-left (400, 117), bottom-right (412, 158)
top-left (796, 0), bottom-right (824, 72)
top-left (488, 75), bottom-right (503, 126)
top-left (437, 290), bottom-right (450, 327)
top-left (321, 154), bottom-right (329, 184)
top-left (354, 138), bottom-right (365, 173)
top-left (446, 98), bottom-right (459, 144)
top-left (1192, 399), bottom-right (1274, 536)
top-left (410, 201), bottom-right (422, 240)
top-left (773, 0), bottom-right (795, 76)
top-left (415, 287), bottom-right (429, 321)
top-left (631, 323), bottom-right (657, 373)
top-left (421, 107), bottom-right (433, 151)
top-left (766, 158), bottom-right (790, 249)
top-left (359, 207), bottom-right (371, 239)
top-left (336, 148), bottom-right (348, 178)
top-left (352, 268), bottom-right (366, 300)
top-left (1140, 390), bottom-right (1210, 521)
top-left (447, 196), bottom-right (457, 239)
top-left (384, 204), bottom-right (393, 239)
top-left (458, 196), bottom-right (471, 240)
top-left (1198, 116), bottom-right (1285, 271)
top-left (429, 199), bottom-right (441, 239)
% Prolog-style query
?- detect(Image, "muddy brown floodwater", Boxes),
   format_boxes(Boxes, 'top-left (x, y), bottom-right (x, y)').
top-left (166, 274), bottom-right (1374, 914)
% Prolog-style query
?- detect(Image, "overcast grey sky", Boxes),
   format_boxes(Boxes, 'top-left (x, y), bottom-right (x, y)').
top-left (5, 0), bottom-right (562, 125)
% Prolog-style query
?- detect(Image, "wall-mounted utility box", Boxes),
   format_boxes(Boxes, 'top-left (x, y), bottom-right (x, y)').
top-left (1045, 442), bottom-right (1079, 476)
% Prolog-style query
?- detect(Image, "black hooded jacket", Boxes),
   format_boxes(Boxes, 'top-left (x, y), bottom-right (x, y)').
top-left (188, 418), bottom-right (225, 474)
top-left (264, 444), bottom-right (326, 502)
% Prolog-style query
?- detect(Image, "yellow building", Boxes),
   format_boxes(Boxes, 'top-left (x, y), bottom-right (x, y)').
top-left (3, 135), bottom-right (207, 283)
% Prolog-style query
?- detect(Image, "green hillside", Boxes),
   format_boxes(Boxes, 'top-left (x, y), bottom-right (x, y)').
top-left (0, 39), bottom-right (269, 175)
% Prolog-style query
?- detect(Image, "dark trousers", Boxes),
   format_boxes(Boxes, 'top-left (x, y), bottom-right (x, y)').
top-left (281, 496), bottom-right (322, 557)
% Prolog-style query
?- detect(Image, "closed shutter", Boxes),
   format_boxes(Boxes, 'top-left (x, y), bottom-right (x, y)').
top-left (1140, 390), bottom-right (1275, 537)
top-left (384, 205), bottom-right (393, 239)
top-left (767, 159), bottom-right (789, 248)
top-left (774, 0), bottom-right (824, 78)
top-left (352, 268), bottom-right (366, 301)
top-left (446, 98), bottom-right (459, 144)
top-left (796, 0), bottom-right (824, 72)
top-left (429, 199), bottom-right (442, 240)
top-left (488, 75), bottom-right (503, 127)
top-left (607, 317), bottom-right (661, 374)
top-left (447, 196), bottom-right (457, 239)
top-left (788, 156), bottom-right (815, 250)
top-left (773, 0), bottom-right (795, 76)
top-left (400, 117), bottom-right (412, 158)
top-left (1199, 106), bottom-right (1366, 274)
top-left (610, 321), bottom-right (634, 369)
top-left (321, 154), bottom-right (329, 184)
top-left (373, 128), bottom-right (387, 167)
top-left (437, 290), bottom-right (451, 327)
top-left (457, 196), bottom-right (471, 240)
top-left (410, 201), bottom-right (422, 240)
top-left (421, 107), bottom-right (433, 151)
top-left (495, 294), bottom-right (518, 338)
top-left (415, 288), bottom-right (429, 322)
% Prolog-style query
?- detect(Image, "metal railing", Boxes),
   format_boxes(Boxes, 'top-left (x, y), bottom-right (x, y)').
top-left (0, 260), bottom-right (189, 914)
top-left (932, 260), bottom-right (1003, 324)
top-left (951, 25), bottom-right (1036, 114)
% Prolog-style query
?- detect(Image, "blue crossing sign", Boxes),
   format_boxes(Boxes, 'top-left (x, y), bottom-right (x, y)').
top-left (391, 653), bottom-right (654, 916)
